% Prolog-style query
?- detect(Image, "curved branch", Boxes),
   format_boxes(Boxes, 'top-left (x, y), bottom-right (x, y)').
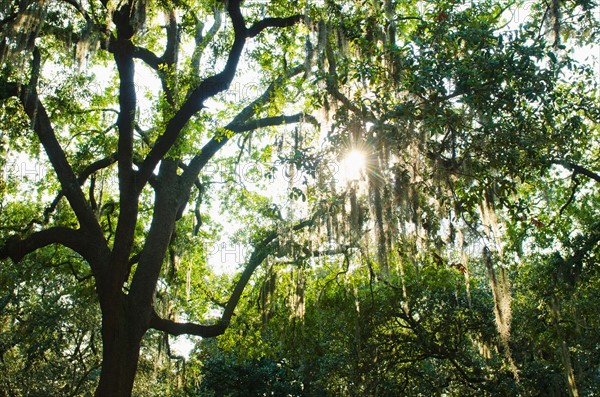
top-left (229, 113), bottom-right (318, 133)
top-left (132, 46), bottom-right (160, 70)
top-left (149, 218), bottom-right (314, 338)
top-left (552, 160), bottom-right (600, 184)
top-left (157, 10), bottom-right (179, 106)
top-left (77, 152), bottom-right (119, 184)
top-left (131, 11), bottom-right (181, 106)
top-left (149, 310), bottom-right (227, 337)
top-left (150, 234), bottom-right (276, 337)
top-left (219, 230), bottom-right (278, 324)
top-left (1, 227), bottom-right (89, 263)
top-left (247, 15), bottom-right (304, 38)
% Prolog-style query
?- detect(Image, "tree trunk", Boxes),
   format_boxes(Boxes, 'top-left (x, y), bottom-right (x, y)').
top-left (551, 298), bottom-right (580, 397)
top-left (560, 339), bottom-right (579, 397)
top-left (95, 298), bottom-right (147, 397)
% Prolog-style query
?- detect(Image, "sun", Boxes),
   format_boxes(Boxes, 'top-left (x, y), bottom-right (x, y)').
top-left (341, 149), bottom-right (366, 182)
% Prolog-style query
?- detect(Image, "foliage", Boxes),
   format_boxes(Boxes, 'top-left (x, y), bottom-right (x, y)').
top-left (1, 0), bottom-right (599, 395)
top-left (0, 249), bottom-right (101, 396)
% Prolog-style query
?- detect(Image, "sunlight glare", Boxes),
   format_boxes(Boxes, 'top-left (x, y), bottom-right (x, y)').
top-left (341, 149), bottom-right (366, 182)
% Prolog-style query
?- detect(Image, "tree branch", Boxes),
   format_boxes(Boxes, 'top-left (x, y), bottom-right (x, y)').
top-left (229, 113), bottom-right (318, 133)
top-left (132, 46), bottom-right (160, 70)
top-left (552, 160), bottom-right (600, 184)
top-left (131, 11), bottom-right (180, 104)
top-left (114, 47), bottom-right (136, 187)
top-left (76, 152), bottom-right (119, 184)
top-left (8, 72), bottom-right (101, 236)
top-left (190, 6), bottom-right (222, 75)
top-left (107, 42), bottom-right (140, 280)
top-left (1, 227), bottom-right (89, 263)
top-left (161, 9), bottom-right (179, 67)
top-left (157, 10), bottom-right (179, 106)
top-left (43, 152), bottom-right (118, 223)
top-left (135, 0), bottom-right (248, 188)
top-left (179, 65), bottom-right (305, 190)
top-left (128, 160), bottom-right (180, 306)
top-left (136, 3), bottom-right (304, 190)
top-left (149, 218), bottom-right (314, 338)
top-left (149, 310), bottom-right (227, 337)
top-left (73, 153), bottom-right (116, 208)
top-left (247, 15), bottom-right (304, 38)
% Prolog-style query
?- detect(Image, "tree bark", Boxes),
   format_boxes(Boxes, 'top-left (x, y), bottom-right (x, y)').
top-left (95, 296), bottom-right (148, 396)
